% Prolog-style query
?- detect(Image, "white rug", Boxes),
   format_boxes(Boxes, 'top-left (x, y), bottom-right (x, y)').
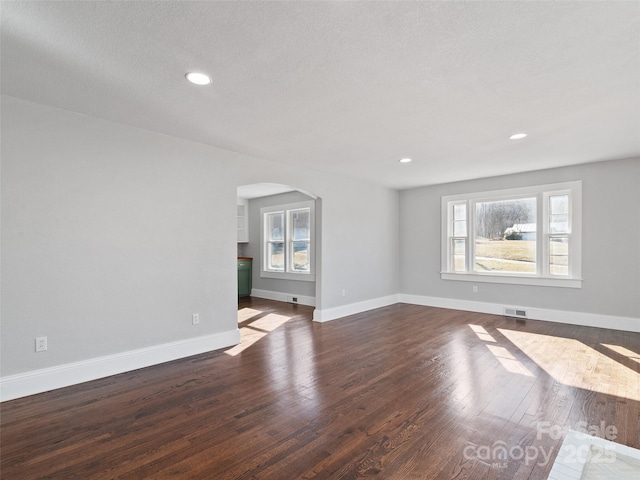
top-left (548, 430), bottom-right (640, 480)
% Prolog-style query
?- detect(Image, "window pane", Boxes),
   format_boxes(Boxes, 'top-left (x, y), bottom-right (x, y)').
top-left (291, 241), bottom-right (310, 272)
top-left (549, 214), bottom-right (569, 234)
top-left (550, 195), bottom-right (569, 214)
top-left (452, 238), bottom-right (465, 272)
top-left (549, 237), bottom-right (569, 275)
top-left (453, 238), bottom-right (465, 254)
top-left (267, 242), bottom-right (284, 270)
top-left (454, 220), bottom-right (467, 237)
top-left (453, 255), bottom-right (466, 272)
top-left (454, 204), bottom-right (466, 221)
top-left (268, 213), bottom-right (284, 241)
top-left (474, 198), bottom-right (536, 273)
top-left (549, 236), bottom-right (568, 255)
top-left (550, 256), bottom-right (569, 275)
top-left (291, 209), bottom-right (310, 241)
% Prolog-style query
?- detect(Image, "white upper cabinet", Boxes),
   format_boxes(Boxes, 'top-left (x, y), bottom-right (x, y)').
top-left (237, 198), bottom-right (249, 243)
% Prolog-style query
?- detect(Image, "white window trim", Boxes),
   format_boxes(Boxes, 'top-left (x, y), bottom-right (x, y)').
top-left (441, 181), bottom-right (582, 288)
top-left (261, 200), bottom-right (315, 282)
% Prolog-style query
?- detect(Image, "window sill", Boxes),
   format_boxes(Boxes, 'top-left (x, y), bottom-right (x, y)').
top-left (440, 272), bottom-right (582, 288)
top-left (261, 271), bottom-right (316, 282)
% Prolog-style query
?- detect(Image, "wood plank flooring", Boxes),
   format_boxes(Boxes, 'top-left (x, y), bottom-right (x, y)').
top-left (2, 298), bottom-right (640, 479)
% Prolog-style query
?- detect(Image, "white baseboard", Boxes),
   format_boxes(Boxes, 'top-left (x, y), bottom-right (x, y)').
top-left (4, 295), bottom-right (636, 402)
top-left (313, 294), bottom-right (400, 323)
top-left (399, 294), bottom-right (640, 333)
top-left (0, 329), bottom-right (240, 402)
top-left (250, 288), bottom-right (316, 307)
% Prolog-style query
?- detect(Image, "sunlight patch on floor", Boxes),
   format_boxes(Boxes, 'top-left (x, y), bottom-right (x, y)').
top-left (226, 313), bottom-right (292, 356)
top-left (467, 324), bottom-right (533, 377)
top-left (498, 329), bottom-right (640, 401)
top-left (486, 344), bottom-right (535, 377)
top-left (469, 324), bottom-right (497, 342)
top-left (225, 327), bottom-right (267, 356)
top-left (249, 313), bottom-right (291, 332)
top-left (238, 307), bottom-right (263, 323)
top-left (601, 344), bottom-right (640, 364)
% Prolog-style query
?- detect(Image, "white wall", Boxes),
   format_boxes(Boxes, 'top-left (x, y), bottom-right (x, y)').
top-left (0, 96), bottom-right (400, 391)
top-left (1, 96), bottom-right (239, 379)
top-left (230, 153), bottom-right (400, 317)
top-left (399, 158), bottom-right (640, 320)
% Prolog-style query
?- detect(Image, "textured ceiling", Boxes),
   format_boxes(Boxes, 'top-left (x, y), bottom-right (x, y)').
top-left (2, 1), bottom-right (639, 189)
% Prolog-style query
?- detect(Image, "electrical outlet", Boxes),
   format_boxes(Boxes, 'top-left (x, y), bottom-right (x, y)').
top-left (192, 313), bottom-right (200, 325)
top-left (341, 289), bottom-right (346, 297)
top-left (292, 297), bottom-right (298, 303)
top-left (472, 285), bottom-right (478, 293)
top-left (35, 336), bottom-right (47, 352)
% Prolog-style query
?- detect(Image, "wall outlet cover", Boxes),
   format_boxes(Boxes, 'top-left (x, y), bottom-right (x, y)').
top-left (35, 336), bottom-right (47, 352)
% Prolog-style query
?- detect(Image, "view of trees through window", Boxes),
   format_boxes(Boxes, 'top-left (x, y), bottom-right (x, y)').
top-left (444, 183), bottom-right (578, 283)
top-left (474, 198), bottom-right (537, 273)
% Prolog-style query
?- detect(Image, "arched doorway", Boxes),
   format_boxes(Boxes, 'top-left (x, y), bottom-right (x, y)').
top-left (236, 183), bottom-right (321, 311)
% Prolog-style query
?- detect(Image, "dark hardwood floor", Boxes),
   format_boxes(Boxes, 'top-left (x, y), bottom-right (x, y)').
top-left (2, 298), bottom-right (639, 479)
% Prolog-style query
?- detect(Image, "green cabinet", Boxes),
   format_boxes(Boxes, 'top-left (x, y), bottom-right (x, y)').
top-left (238, 258), bottom-right (252, 297)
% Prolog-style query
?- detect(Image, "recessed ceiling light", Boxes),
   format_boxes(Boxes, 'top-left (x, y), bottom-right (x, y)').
top-left (509, 133), bottom-right (528, 140)
top-left (399, 158), bottom-right (412, 164)
top-left (185, 72), bottom-right (211, 85)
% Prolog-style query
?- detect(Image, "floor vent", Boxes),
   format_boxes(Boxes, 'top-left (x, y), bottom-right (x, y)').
top-left (504, 307), bottom-right (527, 318)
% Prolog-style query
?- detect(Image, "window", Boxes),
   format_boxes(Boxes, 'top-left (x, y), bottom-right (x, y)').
top-left (265, 211), bottom-right (285, 271)
top-left (261, 201), bottom-right (314, 281)
top-left (441, 181), bottom-right (582, 287)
